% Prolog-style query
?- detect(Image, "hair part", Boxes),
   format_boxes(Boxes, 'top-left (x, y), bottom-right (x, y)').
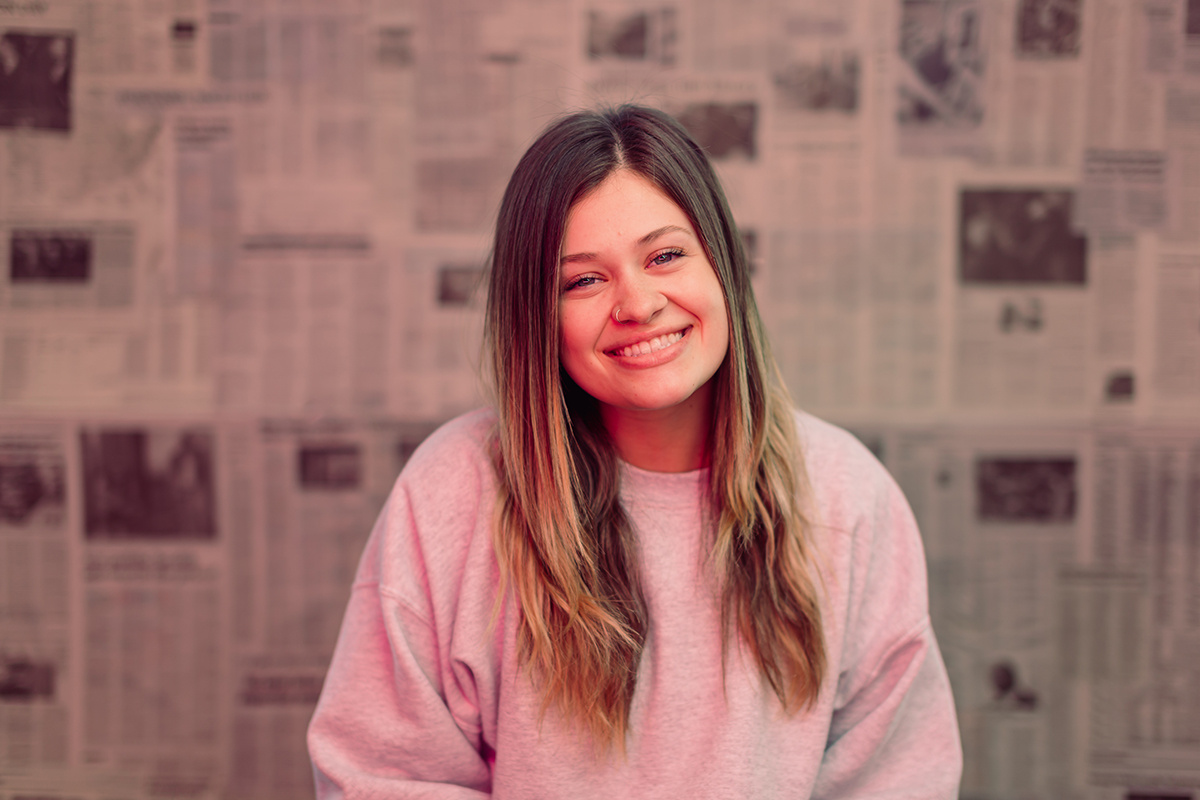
top-left (485, 104), bottom-right (825, 750)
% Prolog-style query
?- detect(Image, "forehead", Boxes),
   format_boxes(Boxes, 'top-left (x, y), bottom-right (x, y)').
top-left (564, 170), bottom-right (694, 243)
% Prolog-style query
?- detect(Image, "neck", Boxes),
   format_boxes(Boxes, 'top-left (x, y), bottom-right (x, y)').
top-left (599, 385), bottom-right (713, 473)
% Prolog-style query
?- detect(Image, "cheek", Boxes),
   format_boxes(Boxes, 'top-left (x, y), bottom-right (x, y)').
top-left (712, 310), bottom-right (732, 367)
top-left (701, 278), bottom-right (732, 353)
top-left (716, 307), bottom-right (731, 351)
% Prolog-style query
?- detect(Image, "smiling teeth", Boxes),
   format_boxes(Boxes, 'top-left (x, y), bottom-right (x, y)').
top-left (617, 330), bottom-right (684, 358)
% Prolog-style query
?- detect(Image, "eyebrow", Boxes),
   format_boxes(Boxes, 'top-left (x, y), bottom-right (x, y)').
top-left (559, 224), bottom-right (693, 265)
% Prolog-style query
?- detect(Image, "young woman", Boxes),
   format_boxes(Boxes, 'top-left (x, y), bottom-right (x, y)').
top-left (307, 105), bottom-right (962, 797)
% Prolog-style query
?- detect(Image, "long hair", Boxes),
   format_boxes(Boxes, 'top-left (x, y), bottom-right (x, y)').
top-left (484, 104), bottom-right (825, 750)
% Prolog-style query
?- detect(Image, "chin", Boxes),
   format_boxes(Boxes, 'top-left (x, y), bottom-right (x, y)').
top-left (610, 389), bottom-right (707, 414)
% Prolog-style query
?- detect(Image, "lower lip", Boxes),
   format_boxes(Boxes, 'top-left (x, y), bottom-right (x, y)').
top-left (606, 326), bottom-right (691, 368)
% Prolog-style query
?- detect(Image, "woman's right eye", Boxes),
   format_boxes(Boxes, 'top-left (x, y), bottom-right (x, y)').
top-left (564, 275), bottom-right (597, 291)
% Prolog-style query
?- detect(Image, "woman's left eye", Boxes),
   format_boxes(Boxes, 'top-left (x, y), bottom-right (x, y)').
top-left (650, 248), bottom-right (684, 266)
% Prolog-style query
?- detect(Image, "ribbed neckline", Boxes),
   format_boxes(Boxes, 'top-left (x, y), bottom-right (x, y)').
top-left (618, 460), bottom-right (709, 509)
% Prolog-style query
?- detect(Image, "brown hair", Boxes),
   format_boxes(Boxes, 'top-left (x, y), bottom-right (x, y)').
top-left (485, 104), bottom-right (824, 749)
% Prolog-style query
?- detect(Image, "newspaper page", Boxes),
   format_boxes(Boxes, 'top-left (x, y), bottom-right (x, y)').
top-left (0, 422), bottom-right (71, 777)
top-left (1086, 0), bottom-right (1166, 150)
top-left (212, 233), bottom-right (390, 417)
top-left (762, 228), bottom-right (941, 415)
top-left (886, 425), bottom-right (1088, 798)
top-left (393, 248), bottom-right (488, 420)
top-left (229, 5), bottom-right (374, 235)
top-left (76, 0), bottom-right (205, 84)
top-left (0, 417), bottom-right (231, 796)
top-left (579, 2), bottom-right (680, 82)
top-left (1075, 429), bottom-right (1200, 797)
top-left (689, 0), bottom-right (804, 72)
top-left (1188, 0), bottom-right (1200, 75)
top-left (368, 1), bottom-right (418, 248)
top-left (0, 418), bottom-right (230, 799)
top-left (1150, 249), bottom-right (1200, 413)
top-left (764, 229), bottom-right (873, 413)
top-left (1164, 82), bottom-right (1200, 244)
top-left (0, 221), bottom-right (209, 412)
top-left (985, 0), bottom-right (1085, 169)
top-left (1, 0), bottom-right (196, 223)
top-left (895, 0), bottom-right (992, 159)
top-left (950, 179), bottom-right (1097, 413)
top-left (1077, 150), bottom-right (1169, 235)
top-left (1142, 0), bottom-right (1200, 244)
top-left (1164, 77), bottom-right (1200, 244)
top-left (476, 0), bottom-right (581, 150)
top-left (0, 0), bottom-right (210, 414)
top-left (0, 2), bottom-right (75, 144)
top-left (1089, 234), bottom-right (1141, 413)
top-left (894, 0), bottom-right (1087, 168)
top-left (77, 420), bottom-right (227, 796)
top-left (223, 417), bottom-right (438, 800)
top-left (757, 0), bottom-right (869, 412)
top-left (884, 422), bottom-right (1200, 798)
top-left (1074, 1), bottom-right (1169, 215)
top-left (751, 3), bottom-right (947, 417)
top-left (1143, 0), bottom-right (1200, 78)
top-left (763, 3), bottom-right (867, 232)
top-left (407, 0), bottom-right (521, 242)
top-left (165, 3), bottom-right (384, 416)
top-left (951, 180), bottom-right (1146, 415)
top-left (170, 112), bottom-right (236, 301)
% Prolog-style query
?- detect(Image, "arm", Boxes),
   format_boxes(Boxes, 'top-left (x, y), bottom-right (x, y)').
top-left (307, 418), bottom-right (499, 799)
top-left (307, 578), bottom-right (491, 799)
top-left (814, 464), bottom-right (962, 798)
top-left (814, 619), bottom-right (960, 798)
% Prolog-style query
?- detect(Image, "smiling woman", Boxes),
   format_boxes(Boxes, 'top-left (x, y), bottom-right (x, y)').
top-left (558, 169), bottom-right (729, 472)
top-left (307, 105), bottom-right (963, 798)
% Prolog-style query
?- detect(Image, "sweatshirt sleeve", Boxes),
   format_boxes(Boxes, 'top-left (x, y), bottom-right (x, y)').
top-left (307, 415), bottom-right (497, 798)
top-left (307, 579), bottom-right (491, 798)
top-left (809, 425), bottom-right (963, 798)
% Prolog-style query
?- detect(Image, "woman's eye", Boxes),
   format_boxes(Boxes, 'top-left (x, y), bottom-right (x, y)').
top-left (650, 249), bottom-right (683, 266)
top-left (565, 275), bottom-right (597, 291)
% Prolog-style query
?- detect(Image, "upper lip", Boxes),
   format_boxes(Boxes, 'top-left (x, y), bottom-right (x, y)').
top-left (603, 325), bottom-right (690, 355)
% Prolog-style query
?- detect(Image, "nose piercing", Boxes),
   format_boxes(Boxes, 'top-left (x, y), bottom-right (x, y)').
top-left (614, 307), bottom-right (622, 322)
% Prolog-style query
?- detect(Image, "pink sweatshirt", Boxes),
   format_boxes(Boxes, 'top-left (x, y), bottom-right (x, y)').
top-left (307, 409), bottom-right (962, 798)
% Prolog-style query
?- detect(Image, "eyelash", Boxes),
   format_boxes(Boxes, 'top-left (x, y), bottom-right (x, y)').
top-left (564, 275), bottom-right (597, 291)
top-left (562, 248), bottom-right (687, 292)
top-left (650, 247), bottom-right (685, 266)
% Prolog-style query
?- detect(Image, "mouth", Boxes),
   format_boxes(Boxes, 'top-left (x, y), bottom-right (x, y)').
top-left (606, 327), bottom-right (690, 358)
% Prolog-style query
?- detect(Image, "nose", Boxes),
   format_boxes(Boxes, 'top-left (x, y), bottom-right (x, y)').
top-left (612, 273), bottom-right (667, 324)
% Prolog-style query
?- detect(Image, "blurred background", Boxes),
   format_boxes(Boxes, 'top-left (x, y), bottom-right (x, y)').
top-left (1, 0), bottom-right (1198, 797)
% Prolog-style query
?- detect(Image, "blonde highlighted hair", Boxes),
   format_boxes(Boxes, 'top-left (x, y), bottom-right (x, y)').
top-left (484, 105), bottom-right (824, 749)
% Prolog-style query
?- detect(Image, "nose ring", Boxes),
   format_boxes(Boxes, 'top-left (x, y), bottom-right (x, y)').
top-left (614, 307), bottom-right (622, 323)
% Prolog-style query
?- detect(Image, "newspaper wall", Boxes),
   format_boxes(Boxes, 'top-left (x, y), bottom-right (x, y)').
top-left (0, 0), bottom-right (1198, 798)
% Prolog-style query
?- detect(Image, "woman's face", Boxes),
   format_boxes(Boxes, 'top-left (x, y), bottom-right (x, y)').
top-left (557, 169), bottom-right (730, 421)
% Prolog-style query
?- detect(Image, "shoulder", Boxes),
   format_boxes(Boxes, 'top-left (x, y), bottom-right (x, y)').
top-left (390, 406), bottom-right (501, 536)
top-left (789, 409), bottom-right (932, 648)
top-left (402, 407), bottom-right (498, 483)
top-left (361, 408), bottom-right (501, 599)
top-left (788, 409), bottom-right (924, 591)
top-left (790, 409), bottom-right (896, 507)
